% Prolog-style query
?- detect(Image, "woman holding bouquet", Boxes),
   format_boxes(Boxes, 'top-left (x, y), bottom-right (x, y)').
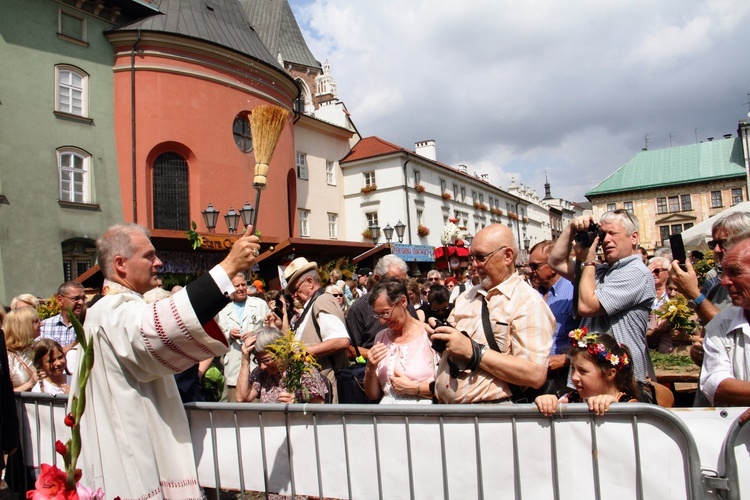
top-left (236, 326), bottom-right (328, 403)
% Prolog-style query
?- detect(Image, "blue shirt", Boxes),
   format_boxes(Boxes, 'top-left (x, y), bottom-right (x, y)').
top-left (543, 277), bottom-right (579, 355)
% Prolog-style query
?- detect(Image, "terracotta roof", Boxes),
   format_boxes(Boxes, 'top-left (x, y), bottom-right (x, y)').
top-left (113, 0), bottom-right (281, 69)
top-left (587, 137), bottom-right (746, 197)
top-left (340, 136), bottom-right (409, 162)
top-left (342, 137), bottom-right (518, 194)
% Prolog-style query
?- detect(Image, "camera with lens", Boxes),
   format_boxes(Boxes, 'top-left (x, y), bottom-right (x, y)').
top-left (574, 221), bottom-right (605, 248)
top-left (431, 318), bottom-right (448, 353)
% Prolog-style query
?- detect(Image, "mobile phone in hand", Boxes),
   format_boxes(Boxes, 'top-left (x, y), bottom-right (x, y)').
top-left (669, 234), bottom-right (688, 271)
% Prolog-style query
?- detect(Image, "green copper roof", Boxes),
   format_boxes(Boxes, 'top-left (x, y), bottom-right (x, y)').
top-left (586, 137), bottom-right (747, 197)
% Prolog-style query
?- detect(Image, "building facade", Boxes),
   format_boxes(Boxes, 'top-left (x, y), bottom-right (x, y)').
top-left (0, 0), bottom-right (158, 301)
top-left (586, 129), bottom-right (749, 253)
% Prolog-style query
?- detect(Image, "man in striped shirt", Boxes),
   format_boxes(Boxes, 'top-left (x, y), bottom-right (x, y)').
top-left (549, 210), bottom-right (656, 382)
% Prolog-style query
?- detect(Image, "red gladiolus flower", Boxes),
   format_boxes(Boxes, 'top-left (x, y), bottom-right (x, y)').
top-left (26, 463), bottom-right (76, 499)
top-left (55, 440), bottom-right (67, 457)
top-left (64, 413), bottom-right (75, 427)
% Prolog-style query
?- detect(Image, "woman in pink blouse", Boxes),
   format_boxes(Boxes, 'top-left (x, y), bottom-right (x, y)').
top-left (364, 278), bottom-right (436, 404)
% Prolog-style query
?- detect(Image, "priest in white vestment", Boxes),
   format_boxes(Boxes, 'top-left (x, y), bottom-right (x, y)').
top-left (69, 223), bottom-right (261, 499)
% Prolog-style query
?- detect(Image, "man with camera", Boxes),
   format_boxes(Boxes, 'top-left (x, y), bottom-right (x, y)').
top-left (549, 210), bottom-right (656, 382)
top-left (431, 223), bottom-right (554, 403)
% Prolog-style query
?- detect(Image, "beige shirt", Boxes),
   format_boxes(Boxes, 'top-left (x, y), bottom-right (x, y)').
top-left (435, 272), bottom-right (554, 403)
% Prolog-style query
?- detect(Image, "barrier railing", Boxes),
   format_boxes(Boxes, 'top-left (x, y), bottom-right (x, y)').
top-left (717, 414), bottom-right (750, 500)
top-left (15, 394), bottom-right (748, 499)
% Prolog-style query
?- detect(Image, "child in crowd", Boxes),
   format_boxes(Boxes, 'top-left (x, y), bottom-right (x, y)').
top-left (31, 338), bottom-right (72, 395)
top-left (535, 329), bottom-right (641, 416)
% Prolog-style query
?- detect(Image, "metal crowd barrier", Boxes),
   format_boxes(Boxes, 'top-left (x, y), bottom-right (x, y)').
top-left (15, 393), bottom-right (748, 499)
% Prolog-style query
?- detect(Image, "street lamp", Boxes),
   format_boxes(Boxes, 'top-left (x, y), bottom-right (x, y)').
top-left (465, 233), bottom-right (473, 245)
top-left (383, 223), bottom-right (394, 243)
top-left (239, 201), bottom-right (255, 228)
top-left (369, 224), bottom-right (380, 244)
top-left (394, 220), bottom-right (406, 243)
top-left (224, 207), bottom-right (241, 234)
top-left (202, 203), bottom-right (220, 234)
top-left (524, 237), bottom-right (530, 251)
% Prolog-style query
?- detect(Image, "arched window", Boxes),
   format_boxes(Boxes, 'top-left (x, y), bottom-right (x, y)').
top-left (153, 152), bottom-right (189, 230)
top-left (55, 65), bottom-right (88, 117)
top-left (232, 112), bottom-right (253, 153)
top-left (57, 147), bottom-right (91, 203)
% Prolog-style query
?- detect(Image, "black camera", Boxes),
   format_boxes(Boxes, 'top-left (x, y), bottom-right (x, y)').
top-left (431, 318), bottom-right (448, 353)
top-left (574, 221), bottom-right (604, 248)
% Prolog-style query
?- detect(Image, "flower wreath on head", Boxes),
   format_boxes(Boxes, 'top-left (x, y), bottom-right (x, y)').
top-left (568, 327), bottom-right (629, 370)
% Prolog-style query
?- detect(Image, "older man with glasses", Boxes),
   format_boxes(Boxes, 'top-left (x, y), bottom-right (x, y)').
top-left (431, 223), bottom-right (554, 404)
top-left (549, 209), bottom-right (656, 383)
top-left (40, 281), bottom-right (87, 354)
top-left (528, 240), bottom-right (579, 395)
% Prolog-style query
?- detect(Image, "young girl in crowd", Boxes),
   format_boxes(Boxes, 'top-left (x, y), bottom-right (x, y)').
top-left (536, 329), bottom-right (641, 416)
top-left (31, 338), bottom-right (72, 395)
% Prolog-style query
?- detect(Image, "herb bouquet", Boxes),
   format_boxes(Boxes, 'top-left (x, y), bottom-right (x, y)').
top-left (265, 330), bottom-right (321, 401)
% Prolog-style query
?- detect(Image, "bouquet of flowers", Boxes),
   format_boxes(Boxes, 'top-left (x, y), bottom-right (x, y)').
top-left (265, 330), bottom-right (320, 399)
top-left (654, 295), bottom-right (697, 333)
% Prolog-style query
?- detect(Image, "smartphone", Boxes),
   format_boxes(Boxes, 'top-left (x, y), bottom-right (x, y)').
top-left (669, 234), bottom-right (688, 271)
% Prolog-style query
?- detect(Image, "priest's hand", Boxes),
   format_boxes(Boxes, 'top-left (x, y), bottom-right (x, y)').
top-left (220, 225), bottom-right (261, 278)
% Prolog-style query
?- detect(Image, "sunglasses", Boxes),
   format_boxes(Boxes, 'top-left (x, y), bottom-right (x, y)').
top-left (469, 246), bottom-right (507, 263)
top-left (331, 293), bottom-right (343, 297)
top-left (651, 268), bottom-right (668, 275)
top-left (708, 239), bottom-right (727, 250)
top-left (528, 262), bottom-right (547, 272)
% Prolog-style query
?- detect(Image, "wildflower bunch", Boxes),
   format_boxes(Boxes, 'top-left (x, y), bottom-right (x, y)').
top-left (265, 330), bottom-right (320, 397)
top-left (654, 294), bottom-right (697, 332)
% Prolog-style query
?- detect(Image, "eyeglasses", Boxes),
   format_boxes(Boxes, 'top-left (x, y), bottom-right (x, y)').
top-left (372, 303), bottom-right (398, 320)
top-left (708, 239), bottom-right (727, 250)
top-left (469, 246), bottom-right (507, 263)
top-left (528, 262), bottom-right (547, 272)
top-left (60, 294), bottom-right (86, 302)
top-left (289, 277), bottom-right (309, 294)
top-left (430, 305), bottom-right (451, 313)
top-left (651, 268), bottom-right (668, 275)
top-left (613, 209), bottom-right (637, 228)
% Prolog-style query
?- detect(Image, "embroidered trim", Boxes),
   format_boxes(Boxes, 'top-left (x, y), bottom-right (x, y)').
top-left (169, 299), bottom-right (214, 357)
top-left (139, 329), bottom-right (180, 373)
top-left (152, 302), bottom-right (200, 364)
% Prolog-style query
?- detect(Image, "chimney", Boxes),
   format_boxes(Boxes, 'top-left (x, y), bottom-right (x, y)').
top-left (457, 164), bottom-right (468, 173)
top-left (415, 140), bottom-right (436, 161)
top-left (724, 134), bottom-right (733, 139)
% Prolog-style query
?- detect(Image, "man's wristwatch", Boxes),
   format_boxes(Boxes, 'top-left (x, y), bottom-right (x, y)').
top-left (688, 293), bottom-right (706, 310)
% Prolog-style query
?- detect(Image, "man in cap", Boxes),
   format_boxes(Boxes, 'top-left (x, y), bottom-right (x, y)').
top-left (284, 257), bottom-right (350, 403)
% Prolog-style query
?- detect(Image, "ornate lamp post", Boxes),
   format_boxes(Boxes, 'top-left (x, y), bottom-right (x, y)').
top-left (369, 224), bottom-right (380, 244)
top-left (239, 201), bottom-right (255, 228)
top-left (383, 223), bottom-right (394, 243)
top-left (224, 207), bottom-right (241, 234)
top-left (465, 233), bottom-right (473, 246)
top-left (202, 203), bottom-right (220, 234)
top-left (394, 220), bottom-right (406, 243)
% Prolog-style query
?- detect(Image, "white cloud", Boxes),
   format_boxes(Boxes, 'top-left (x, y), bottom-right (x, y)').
top-left (291, 0), bottom-right (750, 201)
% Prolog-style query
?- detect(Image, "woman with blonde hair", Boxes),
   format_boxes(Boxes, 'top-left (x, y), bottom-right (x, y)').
top-left (3, 306), bottom-right (41, 391)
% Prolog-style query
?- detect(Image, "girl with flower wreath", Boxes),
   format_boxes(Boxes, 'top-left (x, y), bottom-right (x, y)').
top-left (535, 328), bottom-right (642, 416)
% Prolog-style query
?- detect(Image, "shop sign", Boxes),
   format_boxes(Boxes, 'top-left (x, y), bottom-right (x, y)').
top-left (200, 235), bottom-right (237, 251)
top-left (392, 244), bottom-right (435, 262)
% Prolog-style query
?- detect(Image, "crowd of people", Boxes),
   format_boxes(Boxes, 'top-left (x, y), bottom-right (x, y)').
top-left (2, 210), bottom-right (750, 497)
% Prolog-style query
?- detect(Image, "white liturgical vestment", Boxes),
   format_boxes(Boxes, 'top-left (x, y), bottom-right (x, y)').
top-left (69, 271), bottom-right (231, 499)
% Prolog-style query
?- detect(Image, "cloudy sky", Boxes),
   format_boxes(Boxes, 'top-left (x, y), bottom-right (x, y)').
top-left (288, 0), bottom-right (750, 202)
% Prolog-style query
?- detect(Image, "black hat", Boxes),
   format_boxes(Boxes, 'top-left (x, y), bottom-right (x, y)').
top-left (357, 267), bottom-right (372, 277)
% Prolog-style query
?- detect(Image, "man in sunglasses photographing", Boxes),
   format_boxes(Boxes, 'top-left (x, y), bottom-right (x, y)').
top-left (431, 223), bottom-right (554, 404)
top-left (549, 210), bottom-right (655, 383)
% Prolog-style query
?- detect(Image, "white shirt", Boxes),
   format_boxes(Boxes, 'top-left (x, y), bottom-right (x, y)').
top-left (701, 306), bottom-right (750, 405)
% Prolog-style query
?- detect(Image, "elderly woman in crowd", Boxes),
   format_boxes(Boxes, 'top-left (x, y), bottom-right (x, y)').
top-left (326, 284), bottom-right (349, 315)
top-left (364, 278), bottom-right (436, 404)
top-left (10, 293), bottom-right (40, 310)
top-left (3, 306), bottom-right (41, 392)
top-left (236, 326), bottom-right (328, 403)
